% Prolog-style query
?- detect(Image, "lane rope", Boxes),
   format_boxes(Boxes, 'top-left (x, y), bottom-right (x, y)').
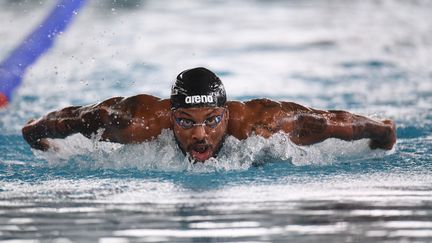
top-left (0, 0), bottom-right (87, 108)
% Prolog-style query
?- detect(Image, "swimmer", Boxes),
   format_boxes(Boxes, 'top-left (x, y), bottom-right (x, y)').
top-left (22, 67), bottom-right (396, 162)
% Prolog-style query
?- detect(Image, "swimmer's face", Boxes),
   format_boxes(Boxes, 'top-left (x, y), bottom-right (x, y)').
top-left (171, 107), bottom-right (228, 162)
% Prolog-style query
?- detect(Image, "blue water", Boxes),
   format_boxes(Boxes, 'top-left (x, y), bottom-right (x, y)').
top-left (1, 0), bottom-right (432, 242)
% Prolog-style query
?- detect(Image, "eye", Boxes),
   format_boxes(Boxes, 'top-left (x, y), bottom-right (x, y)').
top-left (205, 115), bottom-right (222, 127)
top-left (176, 118), bottom-right (194, 128)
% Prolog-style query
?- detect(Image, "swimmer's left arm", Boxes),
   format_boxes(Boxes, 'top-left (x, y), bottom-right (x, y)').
top-left (287, 110), bottom-right (396, 150)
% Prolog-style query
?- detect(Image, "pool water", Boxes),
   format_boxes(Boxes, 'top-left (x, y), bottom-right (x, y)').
top-left (1, 0), bottom-right (432, 242)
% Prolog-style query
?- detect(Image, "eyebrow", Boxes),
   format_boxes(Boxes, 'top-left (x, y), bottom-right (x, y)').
top-left (177, 110), bottom-right (193, 118)
top-left (177, 109), bottom-right (222, 118)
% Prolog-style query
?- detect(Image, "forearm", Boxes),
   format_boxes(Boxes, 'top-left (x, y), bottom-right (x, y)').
top-left (22, 97), bottom-right (135, 148)
top-left (327, 112), bottom-right (388, 140)
top-left (22, 107), bottom-right (85, 146)
top-left (326, 111), bottom-right (396, 149)
top-left (288, 110), bottom-right (396, 150)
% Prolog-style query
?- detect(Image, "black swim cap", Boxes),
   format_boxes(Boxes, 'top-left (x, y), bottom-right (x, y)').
top-left (170, 67), bottom-right (227, 109)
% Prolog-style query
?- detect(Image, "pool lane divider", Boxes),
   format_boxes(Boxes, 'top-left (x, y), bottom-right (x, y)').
top-left (0, 0), bottom-right (87, 108)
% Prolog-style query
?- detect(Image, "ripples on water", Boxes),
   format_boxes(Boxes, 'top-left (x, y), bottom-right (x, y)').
top-left (1, 0), bottom-right (432, 242)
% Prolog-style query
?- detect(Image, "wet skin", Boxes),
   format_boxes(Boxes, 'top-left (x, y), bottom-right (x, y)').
top-left (22, 94), bottom-right (397, 161)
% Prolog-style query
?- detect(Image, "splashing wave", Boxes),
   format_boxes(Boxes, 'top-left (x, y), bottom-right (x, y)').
top-left (34, 130), bottom-right (389, 172)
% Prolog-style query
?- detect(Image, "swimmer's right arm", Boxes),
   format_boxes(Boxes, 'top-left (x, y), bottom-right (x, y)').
top-left (22, 97), bottom-right (126, 150)
top-left (22, 95), bottom-right (172, 151)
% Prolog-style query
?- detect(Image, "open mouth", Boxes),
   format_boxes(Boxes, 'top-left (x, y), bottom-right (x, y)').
top-left (189, 144), bottom-right (213, 162)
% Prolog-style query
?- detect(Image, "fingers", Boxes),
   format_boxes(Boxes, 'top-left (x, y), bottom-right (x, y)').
top-left (369, 119), bottom-right (396, 150)
top-left (369, 139), bottom-right (394, 150)
top-left (30, 138), bottom-right (51, 151)
top-left (22, 120), bottom-right (50, 151)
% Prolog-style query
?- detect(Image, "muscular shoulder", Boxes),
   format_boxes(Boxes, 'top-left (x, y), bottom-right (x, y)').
top-left (227, 98), bottom-right (281, 111)
top-left (118, 94), bottom-right (166, 107)
top-left (111, 94), bottom-right (170, 117)
top-left (244, 98), bottom-right (282, 112)
top-left (88, 94), bottom-right (170, 128)
top-left (227, 98), bottom-right (308, 116)
top-left (226, 98), bottom-right (311, 139)
top-left (230, 98), bottom-right (303, 114)
top-left (226, 99), bottom-right (284, 139)
top-left (98, 94), bottom-right (171, 142)
top-left (125, 94), bottom-right (165, 104)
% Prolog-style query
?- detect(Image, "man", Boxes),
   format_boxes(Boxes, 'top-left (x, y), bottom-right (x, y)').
top-left (22, 67), bottom-right (396, 162)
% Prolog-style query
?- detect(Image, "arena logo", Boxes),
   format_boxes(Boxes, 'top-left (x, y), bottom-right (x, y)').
top-left (185, 95), bottom-right (214, 104)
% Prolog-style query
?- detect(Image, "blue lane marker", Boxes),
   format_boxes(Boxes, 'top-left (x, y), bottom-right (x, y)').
top-left (0, 0), bottom-right (87, 108)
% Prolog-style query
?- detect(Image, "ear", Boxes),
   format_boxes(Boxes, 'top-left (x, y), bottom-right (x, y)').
top-left (170, 111), bottom-right (174, 126)
top-left (224, 109), bottom-right (229, 122)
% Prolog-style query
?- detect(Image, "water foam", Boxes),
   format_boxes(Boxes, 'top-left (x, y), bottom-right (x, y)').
top-left (34, 130), bottom-right (389, 171)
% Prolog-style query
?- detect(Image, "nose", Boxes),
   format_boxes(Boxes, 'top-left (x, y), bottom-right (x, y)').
top-left (191, 125), bottom-right (208, 141)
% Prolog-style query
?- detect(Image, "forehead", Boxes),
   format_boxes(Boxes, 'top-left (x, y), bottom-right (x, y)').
top-left (172, 107), bottom-right (224, 117)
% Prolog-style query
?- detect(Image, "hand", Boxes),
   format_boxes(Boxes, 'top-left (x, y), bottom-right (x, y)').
top-left (30, 138), bottom-right (53, 151)
top-left (369, 119), bottom-right (396, 150)
top-left (22, 119), bottom-right (51, 151)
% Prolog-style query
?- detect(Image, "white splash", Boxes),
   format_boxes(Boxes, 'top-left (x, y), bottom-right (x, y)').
top-left (34, 130), bottom-right (389, 171)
